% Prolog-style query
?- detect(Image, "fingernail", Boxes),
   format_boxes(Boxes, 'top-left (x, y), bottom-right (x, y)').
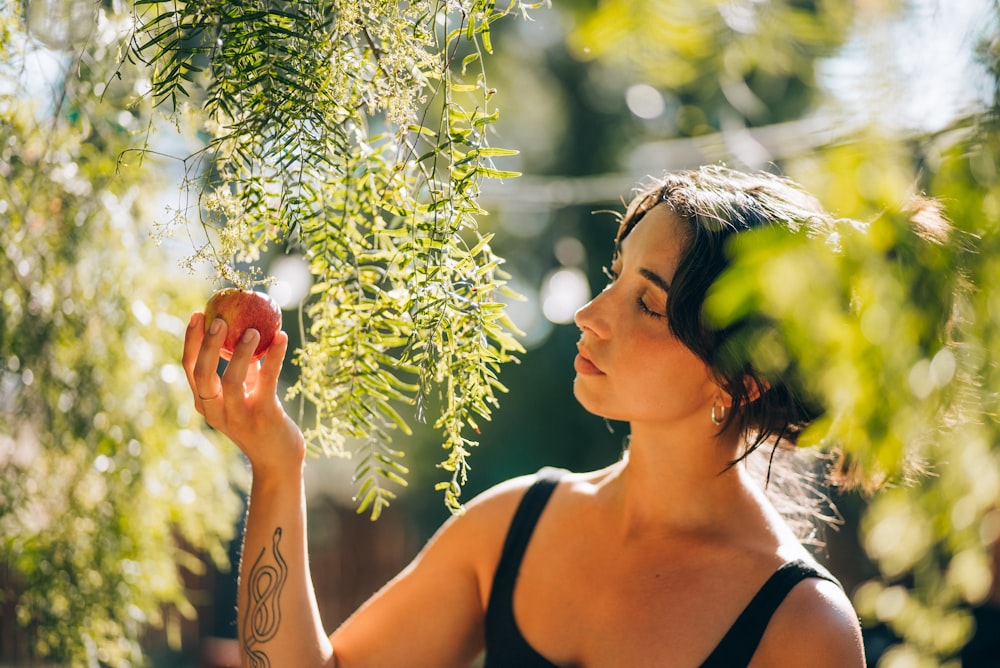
top-left (209, 318), bottom-right (223, 335)
top-left (242, 328), bottom-right (259, 343)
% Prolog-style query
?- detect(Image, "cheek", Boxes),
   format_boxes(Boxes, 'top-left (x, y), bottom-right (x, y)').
top-left (633, 341), bottom-right (717, 396)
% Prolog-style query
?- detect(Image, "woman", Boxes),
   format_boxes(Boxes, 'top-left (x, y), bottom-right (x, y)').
top-left (183, 166), bottom-right (867, 667)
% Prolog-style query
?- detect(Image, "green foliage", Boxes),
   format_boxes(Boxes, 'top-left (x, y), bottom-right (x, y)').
top-left (704, 126), bottom-right (1000, 663)
top-left (707, 202), bottom-right (959, 483)
top-left (568, 0), bottom-right (853, 130)
top-left (126, 0), bottom-right (529, 517)
top-left (0, 6), bottom-right (244, 663)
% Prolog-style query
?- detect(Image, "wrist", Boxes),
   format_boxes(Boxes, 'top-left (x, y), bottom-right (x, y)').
top-left (249, 458), bottom-right (306, 495)
top-left (245, 431), bottom-right (307, 482)
top-left (236, 414), bottom-right (306, 466)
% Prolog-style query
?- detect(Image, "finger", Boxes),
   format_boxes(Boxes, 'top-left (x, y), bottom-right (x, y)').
top-left (183, 313), bottom-right (215, 412)
top-left (193, 317), bottom-right (227, 403)
top-left (182, 312), bottom-right (206, 387)
top-left (239, 332), bottom-right (275, 395)
top-left (221, 327), bottom-right (260, 401)
top-left (257, 330), bottom-right (289, 395)
top-left (243, 354), bottom-right (261, 394)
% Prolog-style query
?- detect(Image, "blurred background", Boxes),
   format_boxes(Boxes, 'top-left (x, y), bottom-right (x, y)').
top-left (3, 0), bottom-right (1000, 666)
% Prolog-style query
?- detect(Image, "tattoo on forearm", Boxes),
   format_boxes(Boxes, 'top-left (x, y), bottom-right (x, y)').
top-left (242, 528), bottom-right (288, 668)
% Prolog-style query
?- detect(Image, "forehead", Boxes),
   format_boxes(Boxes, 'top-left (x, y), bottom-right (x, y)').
top-left (616, 203), bottom-right (688, 272)
top-left (617, 188), bottom-right (690, 249)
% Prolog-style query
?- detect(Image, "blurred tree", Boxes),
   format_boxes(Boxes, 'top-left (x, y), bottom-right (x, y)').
top-left (2, 0), bottom-right (534, 661)
top-left (0, 1), bottom-right (244, 664)
top-left (568, 0), bottom-right (852, 135)
top-left (770, 6), bottom-right (1000, 663)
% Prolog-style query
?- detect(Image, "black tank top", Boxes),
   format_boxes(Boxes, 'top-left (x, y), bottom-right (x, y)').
top-left (483, 468), bottom-right (841, 667)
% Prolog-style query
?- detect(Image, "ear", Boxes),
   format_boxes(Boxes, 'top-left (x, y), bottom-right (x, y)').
top-left (742, 374), bottom-right (769, 404)
top-left (718, 374), bottom-right (768, 407)
top-left (711, 372), bottom-right (768, 412)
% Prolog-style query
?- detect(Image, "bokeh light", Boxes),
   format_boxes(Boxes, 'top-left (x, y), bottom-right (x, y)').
top-left (541, 267), bottom-right (590, 325)
top-left (625, 83), bottom-right (665, 120)
top-left (267, 254), bottom-right (313, 309)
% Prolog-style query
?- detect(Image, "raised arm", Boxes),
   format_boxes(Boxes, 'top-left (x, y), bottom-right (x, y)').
top-left (184, 313), bottom-right (333, 665)
top-left (182, 313), bottom-right (508, 668)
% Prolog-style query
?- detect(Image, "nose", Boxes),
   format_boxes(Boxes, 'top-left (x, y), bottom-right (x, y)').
top-left (574, 288), bottom-right (608, 338)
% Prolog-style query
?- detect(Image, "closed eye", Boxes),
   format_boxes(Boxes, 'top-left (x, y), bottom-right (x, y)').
top-left (637, 296), bottom-right (665, 319)
top-left (604, 265), bottom-right (665, 317)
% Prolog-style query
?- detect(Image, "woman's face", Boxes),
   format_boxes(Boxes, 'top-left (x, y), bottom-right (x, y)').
top-left (573, 202), bottom-right (720, 427)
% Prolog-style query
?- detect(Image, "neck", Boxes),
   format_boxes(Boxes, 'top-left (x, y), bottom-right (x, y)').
top-left (605, 422), bottom-right (761, 538)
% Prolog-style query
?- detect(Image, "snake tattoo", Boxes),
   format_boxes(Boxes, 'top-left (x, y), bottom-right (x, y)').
top-left (242, 527), bottom-right (288, 668)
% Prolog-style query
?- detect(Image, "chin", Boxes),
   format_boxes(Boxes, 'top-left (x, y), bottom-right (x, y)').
top-left (572, 382), bottom-right (617, 421)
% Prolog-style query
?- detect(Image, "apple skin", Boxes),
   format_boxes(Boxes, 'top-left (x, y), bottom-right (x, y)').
top-left (203, 288), bottom-right (282, 361)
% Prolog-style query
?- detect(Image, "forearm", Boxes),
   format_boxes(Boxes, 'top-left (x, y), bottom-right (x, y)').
top-left (237, 469), bottom-right (334, 667)
top-left (182, 317), bottom-right (335, 664)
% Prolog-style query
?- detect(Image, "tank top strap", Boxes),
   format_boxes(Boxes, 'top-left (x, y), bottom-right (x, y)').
top-left (483, 467), bottom-right (566, 668)
top-left (699, 559), bottom-right (842, 668)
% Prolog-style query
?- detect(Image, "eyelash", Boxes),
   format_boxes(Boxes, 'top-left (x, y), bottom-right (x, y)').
top-left (601, 266), bottom-right (664, 319)
top-left (637, 298), bottom-right (663, 319)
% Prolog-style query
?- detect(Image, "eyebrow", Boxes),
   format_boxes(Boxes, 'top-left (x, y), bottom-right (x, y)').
top-left (639, 267), bottom-right (671, 293)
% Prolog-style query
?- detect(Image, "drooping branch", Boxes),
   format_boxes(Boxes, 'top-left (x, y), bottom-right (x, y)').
top-left (125, 0), bottom-right (527, 516)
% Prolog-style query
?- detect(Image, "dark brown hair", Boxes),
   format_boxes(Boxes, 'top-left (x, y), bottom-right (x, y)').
top-left (615, 166), bottom-right (956, 494)
top-left (614, 166), bottom-right (837, 462)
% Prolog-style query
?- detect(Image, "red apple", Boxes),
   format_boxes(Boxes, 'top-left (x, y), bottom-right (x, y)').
top-left (203, 288), bottom-right (282, 361)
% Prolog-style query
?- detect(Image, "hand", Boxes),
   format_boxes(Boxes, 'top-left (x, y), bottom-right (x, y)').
top-left (183, 312), bottom-right (305, 475)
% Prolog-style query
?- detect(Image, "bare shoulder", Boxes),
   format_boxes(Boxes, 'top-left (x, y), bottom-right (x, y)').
top-left (450, 466), bottom-right (590, 529)
top-left (447, 471), bottom-right (543, 536)
top-left (424, 472), bottom-right (549, 578)
top-left (330, 472), bottom-right (550, 666)
top-left (752, 573), bottom-right (866, 668)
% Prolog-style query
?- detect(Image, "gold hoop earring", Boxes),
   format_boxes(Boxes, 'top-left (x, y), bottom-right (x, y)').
top-left (711, 400), bottom-right (727, 426)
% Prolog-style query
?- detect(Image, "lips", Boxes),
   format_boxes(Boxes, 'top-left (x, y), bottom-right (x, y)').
top-left (574, 345), bottom-right (604, 375)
